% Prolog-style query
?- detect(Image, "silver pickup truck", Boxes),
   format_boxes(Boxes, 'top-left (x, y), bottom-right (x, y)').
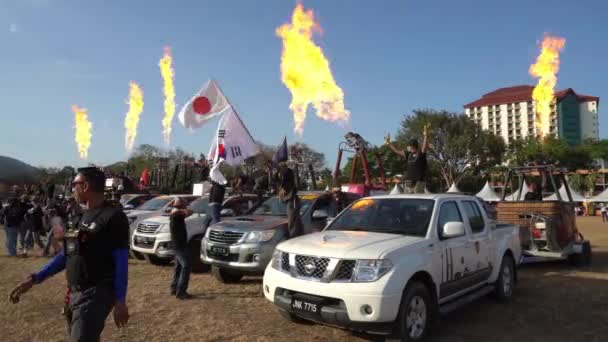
top-left (201, 191), bottom-right (360, 283)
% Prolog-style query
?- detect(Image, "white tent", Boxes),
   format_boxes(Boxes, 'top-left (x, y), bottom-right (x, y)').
top-left (447, 183), bottom-right (461, 193)
top-left (588, 188), bottom-right (608, 203)
top-left (475, 181), bottom-right (501, 202)
top-left (505, 180), bottom-right (530, 201)
top-left (543, 184), bottom-right (587, 202)
top-left (389, 184), bottom-right (402, 195)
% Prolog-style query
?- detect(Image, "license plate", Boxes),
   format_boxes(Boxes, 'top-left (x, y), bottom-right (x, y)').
top-left (291, 296), bottom-right (322, 316)
top-left (211, 246), bottom-right (229, 255)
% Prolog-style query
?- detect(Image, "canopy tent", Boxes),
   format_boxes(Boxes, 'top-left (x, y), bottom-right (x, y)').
top-left (543, 184), bottom-right (587, 202)
top-left (588, 188), bottom-right (608, 202)
top-left (504, 180), bottom-right (530, 201)
top-left (447, 183), bottom-right (461, 193)
top-left (475, 181), bottom-right (501, 202)
top-left (389, 184), bottom-right (402, 195)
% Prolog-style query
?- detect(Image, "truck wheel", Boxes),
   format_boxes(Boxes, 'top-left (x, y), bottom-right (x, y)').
top-left (212, 266), bottom-right (244, 283)
top-left (146, 254), bottom-right (172, 266)
top-left (567, 241), bottom-right (592, 267)
top-left (190, 238), bottom-right (210, 273)
top-left (277, 309), bottom-right (311, 324)
top-left (494, 254), bottom-right (515, 301)
top-left (130, 249), bottom-right (146, 260)
top-left (389, 281), bottom-right (433, 341)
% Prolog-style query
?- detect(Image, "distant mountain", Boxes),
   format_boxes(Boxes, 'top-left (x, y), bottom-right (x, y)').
top-left (0, 156), bottom-right (40, 183)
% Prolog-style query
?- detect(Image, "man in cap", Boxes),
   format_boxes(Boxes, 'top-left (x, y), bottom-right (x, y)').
top-left (9, 167), bottom-right (129, 341)
top-left (278, 161), bottom-right (303, 237)
top-left (385, 124), bottom-right (430, 194)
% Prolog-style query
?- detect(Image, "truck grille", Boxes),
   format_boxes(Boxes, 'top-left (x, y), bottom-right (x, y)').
top-left (134, 237), bottom-right (155, 249)
top-left (208, 230), bottom-right (245, 245)
top-left (281, 252), bottom-right (290, 272)
top-left (136, 223), bottom-right (160, 234)
top-left (295, 255), bottom-right (330, 279)
top-left (335, 260), bottom-right (356, 280)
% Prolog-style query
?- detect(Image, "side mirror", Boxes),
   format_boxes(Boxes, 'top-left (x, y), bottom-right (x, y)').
top-left (312, 209), bottom-right (329, 220)
top-left (442, 222), bottom-right (466, 238)
top-left (123, 204), bottom-right (134, 210)
top-left (221, 208), bottom-right (235, 217)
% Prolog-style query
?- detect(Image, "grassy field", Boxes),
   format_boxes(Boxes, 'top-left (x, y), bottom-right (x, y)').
top-left (0, 217), bottom-right (607, 341)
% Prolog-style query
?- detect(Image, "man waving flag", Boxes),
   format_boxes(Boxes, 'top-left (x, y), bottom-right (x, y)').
top-left (178, 80), bottom-right (230, 129)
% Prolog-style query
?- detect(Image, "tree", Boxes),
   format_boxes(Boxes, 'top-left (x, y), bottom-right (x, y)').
top-left (507, 137), bottom-right (594, 170)
top-left (395, 109), bottom-right (506, 188)
top-left (290, 143), bottom-right (327, 189)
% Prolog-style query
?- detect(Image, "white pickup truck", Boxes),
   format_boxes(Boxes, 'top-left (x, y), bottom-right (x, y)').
top-left (263, 194), bottom-right (521, 341)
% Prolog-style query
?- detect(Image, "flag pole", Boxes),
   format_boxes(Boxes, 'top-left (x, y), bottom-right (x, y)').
top-left (211, 78), bottom-right (259, 148)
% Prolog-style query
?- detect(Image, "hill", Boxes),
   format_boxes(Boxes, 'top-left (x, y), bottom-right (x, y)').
top-left (0, 156), bottom-right (40, 184)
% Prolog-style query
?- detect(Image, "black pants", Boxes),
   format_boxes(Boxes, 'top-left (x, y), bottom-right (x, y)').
top-left (171, 247), bottom-right (192, 295)
top-left (68, 286), bottom-right (114, 342)
top-left (286, 197), bottom-right (303, 238)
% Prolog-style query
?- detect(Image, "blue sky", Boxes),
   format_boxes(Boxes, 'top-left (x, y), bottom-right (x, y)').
top-left (1, 0), bottom-right (606, 169)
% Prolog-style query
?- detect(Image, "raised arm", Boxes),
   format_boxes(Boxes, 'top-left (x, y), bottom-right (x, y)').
top-left (384, 133), bottom-right (406, 157)
top-left (421, 124), bottom-right (430, 154)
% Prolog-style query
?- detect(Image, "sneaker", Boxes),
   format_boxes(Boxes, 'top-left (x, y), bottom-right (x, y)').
top-left (176, 292), bottom-right (193, 300)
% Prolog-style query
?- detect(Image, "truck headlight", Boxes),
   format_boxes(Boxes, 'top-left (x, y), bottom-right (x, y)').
top-left (157, 224), bottom-right (169, 234)
top-left (352, 259), bottom-right (393, 282)
top-left (245, 230), bottom-right (276, 243)
top-left (128, 216), bottom-right (137, 224)
top-left (270, 249), bottom-right (282, 270)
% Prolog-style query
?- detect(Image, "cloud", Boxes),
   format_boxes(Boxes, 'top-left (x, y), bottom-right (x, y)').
top-left (9, 23), bottom-right (17, 33)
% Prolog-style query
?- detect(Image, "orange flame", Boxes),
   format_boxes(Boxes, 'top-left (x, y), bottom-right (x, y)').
top-left (72, 105), bottom-right (92, 159)
top-left (159, 47), bottom-right (176, 145)
top-left (276, 4), bottom-right (350, 137)
top-left (124, 81), bottom-right (144, 152)
top-left (529, 35), bottom-right (565, 138)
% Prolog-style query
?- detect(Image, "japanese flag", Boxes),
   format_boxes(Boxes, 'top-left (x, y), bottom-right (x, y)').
top-left (178, 80), bottom-right (230, 129)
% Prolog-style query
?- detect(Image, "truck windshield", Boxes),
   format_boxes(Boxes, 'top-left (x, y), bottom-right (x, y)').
top-left (327, 198), bottom-right (435, 237)
top-left (138, 197), bottom-right (172, 211)
top-left (251, 196), bottom-right (313, 216)
top-left (188, 197), bottom-right (209, 214)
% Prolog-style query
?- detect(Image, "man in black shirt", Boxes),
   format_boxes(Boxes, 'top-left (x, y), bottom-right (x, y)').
top-left (1, 197), bottom-right (24, 256)
top-left (524, 183), bottom-right (543, 201)
top-left (169, 197), bottom-right (193, 299)
top-left (278, 162), bottom-right (303, 237)
top-left (385, 124), bottom-right (430, 194)
top-left (9, 167), bottom-right (130, 341)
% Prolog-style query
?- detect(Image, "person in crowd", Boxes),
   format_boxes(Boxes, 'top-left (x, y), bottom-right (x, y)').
top-left (385, 124), bottom-right (430, 194)
top-left (601, 204), bottom-right (607, 222)
top-left (169, 197), bottom-right (194, 299)
top-left (525, 183), bottom-right (543, 201)
top-left (1, 197), bottom-right (24, 257)
top-left (278, 162), bottom-right (303, 237)
top-left (203, 179), bottom-right (226, 230)
top-left (331, 185), bottom-right (349, 214)
top-left (17, 195), bottom-right (33, 256)
top-left (9, 167), bottom-right (130, 341)
top-left (25, 197), bottom-right (45, 251)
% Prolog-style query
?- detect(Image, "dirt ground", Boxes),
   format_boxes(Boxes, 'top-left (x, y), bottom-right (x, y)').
top-left (1, 217), bottom-right (607, 342)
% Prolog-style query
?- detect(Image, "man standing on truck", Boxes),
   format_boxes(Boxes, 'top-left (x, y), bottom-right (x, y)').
top-left (385, 124), bottom-right (430, 194)
top-left (169, 197), bottom-right (194, 299)
top-left (278, 162), bottom-right (303, 237)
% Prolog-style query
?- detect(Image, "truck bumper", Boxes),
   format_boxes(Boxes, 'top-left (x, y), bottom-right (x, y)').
top-left (132, 232), bottom-right (174, 258)
top-left (263, 266), bottom-right (401, 332)
top-left (200, 238), bottom-right (276, 274)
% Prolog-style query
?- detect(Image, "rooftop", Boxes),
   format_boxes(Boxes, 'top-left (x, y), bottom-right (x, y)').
top-left (464, 85), bottom-right (599, 108)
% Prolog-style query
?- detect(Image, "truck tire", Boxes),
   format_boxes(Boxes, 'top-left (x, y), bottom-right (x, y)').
top-left (212, 266), bottom-right (244, 283)
top-left (388, 281), bottom-right (433, 341)
top-left (567, 241), bottom-right (592, 267)
top-left (146, 254), bottom-right (172, 266)
top-left (494, 254), bottom-right (515, 301)
top-left (190, 238), bottom-right (210, 273)
top-left (130, 249), bottom-right (146, 260)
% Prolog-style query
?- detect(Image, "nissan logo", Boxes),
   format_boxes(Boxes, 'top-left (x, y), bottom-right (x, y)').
top-left (304, 261), bottom-right (317, 275)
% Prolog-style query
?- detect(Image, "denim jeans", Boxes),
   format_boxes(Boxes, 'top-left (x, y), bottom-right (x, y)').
top-left (4, 226), bottom-right (18, 256)
top-left (18, 225), bottom-right (30, 251)
top-left (202, 203), bottom-right (222, 231)
top-left (171, 248), bottom-right (192, 295)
